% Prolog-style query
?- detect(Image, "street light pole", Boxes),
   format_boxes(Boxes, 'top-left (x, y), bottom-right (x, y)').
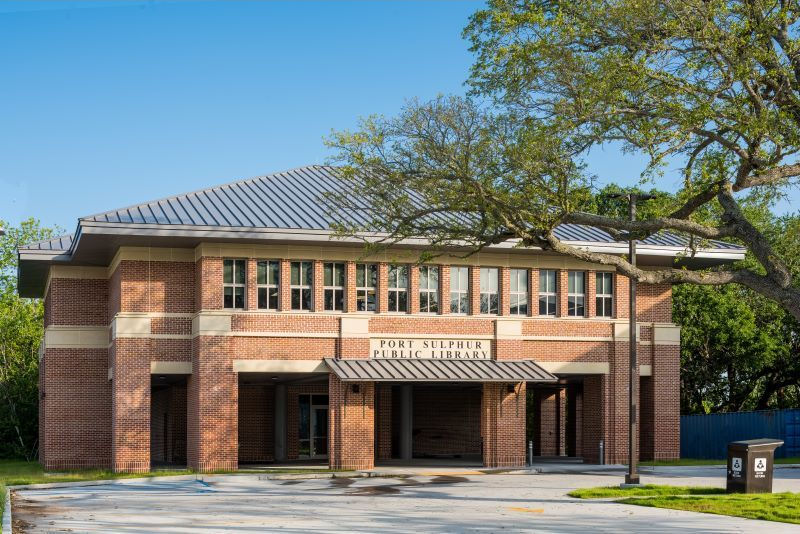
top-left (609, 191), bottom-right (654, 486)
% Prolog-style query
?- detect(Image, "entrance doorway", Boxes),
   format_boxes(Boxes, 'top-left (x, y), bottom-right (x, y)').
top-left (298, 394), bottom-right (329, 459)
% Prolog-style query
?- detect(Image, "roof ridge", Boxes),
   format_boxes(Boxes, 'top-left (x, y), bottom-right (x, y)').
top-left (79, 164), bottom-right (333, 222)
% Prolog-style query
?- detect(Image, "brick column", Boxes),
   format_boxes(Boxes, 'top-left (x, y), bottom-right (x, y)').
top-left (376, 383), bottom-right (392, 461)
top-left (535, 389), bottom-right (558, 456)
top-left (581, 374), bottom-right (607, 463)
top-left (587, 269), bottom-right (596, 318)
top-left (111, 338), bottom-right (151, 472)
top-left (246, 258), bottom-right (258, 311)
top-left (439, 265), bottom-right (450, 315)
top-left (313, 260), bottom-right (324, 312)
top-left (529, 269), bottom-right (539, 317)
top-left (187, 337), bottom-right (238, 472)
top-left (558, 269), bottom-right (569, 317)
top-left (469, 266), bottom-right (481, 315)
top-left (409, 265), bottom-right (420, 314)
top-left (279, 259), bottom-right (291, 311)
top-left (481, 382), bottom-right (526, 468)
top-left (329, 374), bottom-right (375, 470)
top-left (607, 323), bottom-right (632, 464)
top-left (499, 266), bottom-right (511, 316)
top-left (615, 273), bottom-right (629, 319)
top-left (649, 330), bottom-right (680, 460)
top-left (378, 263), bottom-right (389, 313)
top-left (345, 261), bottom-right (356, 312)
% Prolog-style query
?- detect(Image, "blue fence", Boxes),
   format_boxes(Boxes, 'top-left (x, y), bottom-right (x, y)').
top-left (681, 409), bottom-right (800, 459)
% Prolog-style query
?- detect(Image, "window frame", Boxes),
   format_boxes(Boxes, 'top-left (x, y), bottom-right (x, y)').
top-left (418, 265), bottom-right (439, 314)
top-left (323, 262), bottom-right (345, 312)
top-left (256, 259), bottom-right (280, 310)
top-left (479, 267), bottom-right (499, 315)
top-left (509, 268), bottom-right (529, 316)
top-left (567, 271), bottom-right (586, 317)
top-left (450, 265), bottom-right (470, 314)
top-left (223, 258), bottom-right (246, 309)
top-left (538, 269), bottom-right (557, 317)
top-left (596, 271), bottom-right (614, 318)
top-left (355, 263), bottom-right (378, 312)
top-left (290, 260), bottom-right (313, 311)
top-left (387, 264), bottom-right (409, 313)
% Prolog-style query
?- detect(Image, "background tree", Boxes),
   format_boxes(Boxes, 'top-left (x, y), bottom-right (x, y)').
top-left (327, 0), bottom-right (800, 320)
top-left (0, 219), bottom-right (61, 459)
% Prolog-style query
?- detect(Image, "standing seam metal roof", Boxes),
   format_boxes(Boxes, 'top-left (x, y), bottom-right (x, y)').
top-left (324, 357), bottom-right (557, 382)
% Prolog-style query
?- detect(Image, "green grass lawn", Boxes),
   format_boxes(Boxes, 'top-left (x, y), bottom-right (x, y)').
top-left (571, 484), bottom-right (800, 524)
top-left (641, 457), bottom-right (800, 466)
top-left (0, 459), bottom-right (343, 523)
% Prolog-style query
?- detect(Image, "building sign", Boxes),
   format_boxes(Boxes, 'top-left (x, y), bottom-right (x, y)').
top-left (370, 338), bottom-right (491, 360)
top-left (754, 457), bottom-right (767, 478)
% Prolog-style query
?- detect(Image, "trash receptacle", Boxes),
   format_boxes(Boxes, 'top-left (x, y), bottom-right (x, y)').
top-left (727, 438), bottom-right (784, 493)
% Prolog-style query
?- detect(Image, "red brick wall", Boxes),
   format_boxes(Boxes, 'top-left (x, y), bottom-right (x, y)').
top-left (412, 384), bottom-right (481, 457)
top-left (582, 375), bottom-right (606, 463)
top-left (45, 278), bottom-right (108, 326)
top-left (238, 384), bottom-right (275, 463)
top-left (111, 338), bottom-right (152, 472)
top-left (115, 260), bottom-right (194, 313)
top-left (638, 283), bottom-right (672, 323)
top-left (376, 383), bottom-right (392, 461)
top-left (197, 257), bottom-right (222, 311)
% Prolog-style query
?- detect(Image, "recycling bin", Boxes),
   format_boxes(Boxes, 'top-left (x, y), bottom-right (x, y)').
top-left (727, 438), bottom-right (784, 493)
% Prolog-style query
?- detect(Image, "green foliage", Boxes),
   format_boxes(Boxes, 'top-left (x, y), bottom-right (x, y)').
top-left (569, 485), bottom-right (725, 499)
top-left (0, 219), bottom-right (62, 459)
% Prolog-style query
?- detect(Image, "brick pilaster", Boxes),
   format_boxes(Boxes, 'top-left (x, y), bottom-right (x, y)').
top-left (329, 374), bottom-right (375, 470)
top-left (345, 261), bottom-right (356, 312)
top-left (469, 266), bottom-right (481, 315)
top-left (279, 259), bottom-right (291, 311)
top-left (196, 257), bottom-right (223, 311)
top-left (615, 272), bottom-right (629, 319)
top-left (313, 260), bottom-right (324, 312)
top-left (481, 382), bottom-right (526, 468)
top-left (111, 338), bottom-right (151, 473)
top-left (529, 269), bottom-right (539, 317)
top-left (378, 263), bottom-right (389, 313)
top-left (409, 265), bottom-right (420, 314)
top-left (500, 266), bottom-right (510, 316)
top-left (439, 265), bottom-right (450, 315)
top-left (587, 269), bottom-right (596, 318)
top-left (246, 258), bottom-right (258, 311)
top-left (558, 269), bottom-right (568, 317)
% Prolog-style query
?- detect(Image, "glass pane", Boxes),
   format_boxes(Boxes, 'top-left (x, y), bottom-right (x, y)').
top-left (224, 286), bottom-right (233, 309)
top-left (576, 296), bottom-right (585, 316)
top-left (257, 261), bottom-right (267, 285)
top-left (302, 288), bottom-right (312, 310)
top-left (480, 268), bottom-right (498, 292)
top-left (334, 289), bottom-right (343, 311)
top-left (575, 272), bottom-right (585, 293)
top-left (460, 294), bottom-right (469, 314)
top-left (398, 266), bottom-right (407, 288)
top-left (451, 293), bottom-right (459, 313)
top-left (430, 266), bottom-right (438, 289)
top-left (568, 272), bottom-right (575, 294)
top-left (313, 437), bottom-right (328, 458)
top-left (460, 267), bottom-right (469, 288)
top-left (368, 264), bottom-right (377, 287)
top-left (234, 287), bottom-right (245, 309)
top-left (312, 395), bottom-right (329, 405)
top-left (510, 270), bottom-right (518, 292)
top-left (490, 294), bottom-right (498, 315)
top-left (258, 287), bottom-right (267, 309)
top-left (480, 294), bottom-right (488, 314)
top-left (291, 288), bottom-right (301, 310)
top-left (429, 292), bottom-right (438, 314)
top-left (269, 288), bottom-right (278, 310)
top-left (419, 267), bottom-right (428, 290)
top-left (235, 260), bottom-right (245, 285)
top-left (324, 263), bottom-right (333, 286)
top-left (291, 262), bottom-right (300, 285)
top-left (303, 262), bottom-right (313, 286)
top-left (270, 261), bottom-right (279, 285)
top-left (356, 264), bottom-right (365, 287)
top-left (398, 291), bottom-right (407, 312)
top-left (324, 289), bottom-right (334, 311)
top-left (366, 289), bottom-right (376, 311)
top-left (388, 265), bottom-right (398, 288)
top-left (313, 408), bottom-right (328, 438)
top-left (298, 396), bottom-right (310, 441)
top-left (223, 259), bottom-right (233, 284)
top-left (356, 291), bottom-right (366, 311)
top-left (334, 263), bottom-right (344, 286)
top-left (388, 291), bottom-right (397, 312)
top-left (539, 295), bottom-right (550, 316)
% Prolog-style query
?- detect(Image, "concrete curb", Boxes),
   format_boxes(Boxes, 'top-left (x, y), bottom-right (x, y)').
top-left (2, 489), bottom-right (11, 534)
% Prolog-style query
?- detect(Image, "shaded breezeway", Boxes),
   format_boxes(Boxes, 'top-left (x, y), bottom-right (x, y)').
top-left (11, 466), bottom-right (800, 533)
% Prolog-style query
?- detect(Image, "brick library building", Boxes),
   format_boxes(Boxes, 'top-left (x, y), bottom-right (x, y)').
top-left (18, 166), bottom-right (744, 472)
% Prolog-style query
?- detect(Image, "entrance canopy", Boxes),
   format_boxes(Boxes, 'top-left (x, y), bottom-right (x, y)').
top-left (324, 358), bottom-right (557, 383)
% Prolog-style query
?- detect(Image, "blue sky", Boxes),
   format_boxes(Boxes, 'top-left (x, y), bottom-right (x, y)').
top-left (0, 1), bottom-right (795, 234)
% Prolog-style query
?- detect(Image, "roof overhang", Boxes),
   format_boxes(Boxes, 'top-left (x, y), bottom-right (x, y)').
top-left (324, 358), bottom-right (558, 382)
top-left (17, 219), bottom-right (746, 298)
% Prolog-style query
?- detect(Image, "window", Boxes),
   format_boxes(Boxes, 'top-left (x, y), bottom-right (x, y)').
top-left (450, 266), bottom-right (469, 314)
top-left (355, 263), bottom-right (378, 312)
top-left (290, 261), bottom-right (313, 310)
top-left (387, 265), bottom-right (408, 312)
top-left (419, 265), bottom-right (439, 313)
top-left (596, 272), bottom-right (614, 317)
top-left (256, 260), bottom-right (279, 310)
top-left (223, 259), bottom-right (246, 309)
top-left (323, 262), bottom-right (345, 311)
top-left (538, 269), bottom-right (557, 316)
top-left (510, 268), bottom-right (529, 316)
top-left (568, 271), bottom-right (586, 317)
top-left (479, 267), bottom-right (499, 314)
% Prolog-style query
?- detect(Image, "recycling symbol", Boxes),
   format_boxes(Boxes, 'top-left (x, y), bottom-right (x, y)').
top-left (732, 457), bottom-right (742, 472)
top-left (754, 457), bottom-right (767, 473)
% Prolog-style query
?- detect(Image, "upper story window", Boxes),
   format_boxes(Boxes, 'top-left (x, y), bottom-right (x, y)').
top-left (568, 271), bottom-right (586, 317)
top-left (323, 262), bottom-right (345, 311)
top-left (596, 272), bottom-right (614, 318)
top-left (223, 259), bottom-right (246, 309)
top-left (419, 265), bottom-right (439, 313)
top-left (256, 260), bottom-right (279, 310)
top-left (539, 269), bottom-right (557, 316)
top-left (510, 268), bottom-right (529, 316)
top-left (387, 265), bottom-right (408, 312)
top-left (290, 261), bottom-right (313, 311)
top-left (479, 267), bottom-right (499, 315)
top-left (356, 263), bottom-right (378, 312)
top-left (450, 266), bottom-right (469, 314)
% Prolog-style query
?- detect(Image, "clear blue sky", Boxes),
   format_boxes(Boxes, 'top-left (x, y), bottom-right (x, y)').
top-left (1, 1), bottom-right (795, 234)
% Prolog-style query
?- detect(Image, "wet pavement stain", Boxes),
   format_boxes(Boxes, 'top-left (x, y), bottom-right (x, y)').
top-left (328, 477), bottom-right (356, 488)
top-left (428, 476), bottom-right (469, 485)
top-left (279, 480), bottom-right (305, 485)
top-left (347, 485), bottom-right (401, 496)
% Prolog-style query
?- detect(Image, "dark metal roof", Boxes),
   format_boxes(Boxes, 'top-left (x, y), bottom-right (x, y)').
top-left (18, 234), bottom-right (74, 252)
top-left (324, 357), bottom-right (557, 382)
top-left (74, 165), bottom-right (742, 250)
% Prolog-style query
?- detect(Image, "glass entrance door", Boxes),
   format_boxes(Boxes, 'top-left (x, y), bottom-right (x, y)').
top-left (299, 394), bottom-right (329, 459)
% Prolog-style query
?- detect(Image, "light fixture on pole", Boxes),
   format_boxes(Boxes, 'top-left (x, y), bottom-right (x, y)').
top-left (607, 191), bottom-right (655, 486)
